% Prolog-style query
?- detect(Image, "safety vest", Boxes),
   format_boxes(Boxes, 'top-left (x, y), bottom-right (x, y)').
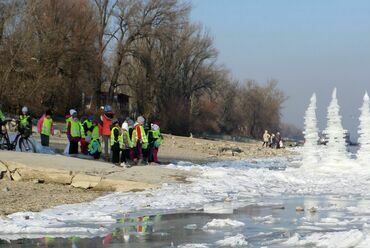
top-left (91, 125), bottom-right (100, 140)
top-left (70, 119), bottom-right (82, 138)
top-left (110, 126), bottom-right (122, 146)
top-left (121, 130), bottom-right (133, 149)
top-left (0, 110), bottom-right (5, 122)
top-left (88, 138), bottom-right (102, 154)
top-left (19, 115), bottom-right (30, 128)
top-left (66, 116), bottom-right (72, 129)
top-left (149, 129), bottom-right (162, 147)
top-left (41, 117), bottom-right (53, 136)
top-left (83, 119), bottom-right (92, 136)
top-left (132, 125), bottom-right (148, 145)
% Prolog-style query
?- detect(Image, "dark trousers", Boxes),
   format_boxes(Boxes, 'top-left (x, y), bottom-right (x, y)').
top-left (121, 149), bottom-right (131, 163)
top-left (134, 142), bottom-right (143, 159)
top-left (41, 134), bottom-right (50, 147)
top-left (149, 147), bottom-right (159, 163)
top-left (69, 141), bottom-right (79, 154)
top-left (111, 143), bottom-right (121, 164)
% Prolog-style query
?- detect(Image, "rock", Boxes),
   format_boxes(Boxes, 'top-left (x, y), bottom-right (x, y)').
top-left (71, 174), bottom-right (102, 189)
top-left (32, 179), bottom-right (45, 184)
top-left (295, 206), bottom-right (305, 212)
top-left (11, 170), bottom-right (22, 181)
top-left (309, 207), bottom-right (317, 213)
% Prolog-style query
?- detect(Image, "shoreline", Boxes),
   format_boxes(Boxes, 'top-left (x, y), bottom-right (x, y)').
top-left (0, 134), bottom-right (294, 216)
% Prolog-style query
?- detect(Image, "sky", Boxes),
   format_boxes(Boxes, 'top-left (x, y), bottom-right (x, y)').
top-left (190, 0), bottom-right (370, 140)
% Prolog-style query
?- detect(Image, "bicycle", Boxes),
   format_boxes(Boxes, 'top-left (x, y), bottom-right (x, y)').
top-left (0, 118), bottom-right (36, 152)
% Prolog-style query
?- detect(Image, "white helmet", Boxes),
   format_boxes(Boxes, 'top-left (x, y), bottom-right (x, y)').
top-left (22, 106), bottom-right (28, 113)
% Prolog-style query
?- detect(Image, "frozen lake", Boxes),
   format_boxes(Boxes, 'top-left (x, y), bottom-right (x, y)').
top-left (2, 150), bottom-right (370, 247)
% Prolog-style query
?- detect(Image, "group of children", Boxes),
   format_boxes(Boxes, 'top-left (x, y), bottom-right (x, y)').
top-left (63, 106), bottom-right (163, 167)
top-left (0, 104), bottom-right (163, 167)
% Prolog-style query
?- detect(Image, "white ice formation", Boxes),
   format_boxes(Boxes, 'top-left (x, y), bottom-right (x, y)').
top-left (323, 88), bottom-right (349, 164)
top-left (357, 92), bottom-right (370, 165)
top-left (302, 93), bottom-right (320, 167)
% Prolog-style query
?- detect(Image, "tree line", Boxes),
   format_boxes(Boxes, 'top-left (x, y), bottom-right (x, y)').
top-left (0, 0), bottom-right (289, 138)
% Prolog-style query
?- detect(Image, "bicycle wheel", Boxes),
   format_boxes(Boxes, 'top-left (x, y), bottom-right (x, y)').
top-left (18, 137), bottom-right (35, 153)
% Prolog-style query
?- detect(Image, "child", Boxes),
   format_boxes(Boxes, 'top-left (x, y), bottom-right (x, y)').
top-left (66, 110), bottom-right (83, 154)
top-left (120, 121), bottom-right (134, 167)
top-left (132, 116), bottom-right (148, 165)
top-left (148, 123), bottom-right (162, 164)
top-left (110, 119), bottom-right (121, 165)
top-left (88, 138), bottom-right (102, 159)
top-left (37, 109), bottom-right (54, 147)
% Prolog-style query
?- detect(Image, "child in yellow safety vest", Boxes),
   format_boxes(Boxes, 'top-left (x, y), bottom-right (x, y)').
top-left (88, 117), bottom-right (101, 159)
top-left (148, 122), bottom-right (162, 164)
top-left (132, 116), bottom-right (148, 165)
top-left (66, 109), bottom-right (84, 154)
top-left (37, 109), bottom-right (54, 147)
top-left (120, 121), bottom-right (134, 166)
top-left (18, 106), bottom-right (32, 137)
top-left (110, 119), bottom-right (121, 165)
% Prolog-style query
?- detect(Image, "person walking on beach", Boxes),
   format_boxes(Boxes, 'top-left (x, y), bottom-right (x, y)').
top-left (37, 109), bottom-right (54, 147)
top-left (262, 130), bottom-right (270, 147)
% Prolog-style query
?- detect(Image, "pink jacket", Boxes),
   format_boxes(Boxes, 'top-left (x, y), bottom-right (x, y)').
top-left (37, 114), bottom-right (55, 135)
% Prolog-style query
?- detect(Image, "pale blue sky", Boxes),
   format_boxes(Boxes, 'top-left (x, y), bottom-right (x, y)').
top-left (190, 0), bottom-right (370, 139)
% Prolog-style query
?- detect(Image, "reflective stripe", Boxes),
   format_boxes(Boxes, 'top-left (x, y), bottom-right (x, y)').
top-left (132, 125), bottom-right (148, 144)
top-left (41, 117), bottom-right (53, 136)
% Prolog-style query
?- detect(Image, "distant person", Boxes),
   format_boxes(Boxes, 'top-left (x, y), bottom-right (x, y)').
top-left (18, 106), bottom-right (32, 137)
top-left (132, 116), bottom-right (148, 165)
top-left (262, 130), bottom-right (270, 147)
top-left (99, 105), bottom-right (114, 161)
top-left (270, 133), bottom-right (276, 148)
top-left (275, 132), bottom-right (282, 149)
top-left (148, 122), bottom-right (162, 164)
top-left (66, 109), bottom-right (83, 154)
top-left (120, 121), bottom-right (134, 167)
top-left (110, 118), bottom-right (121, 165)
top-left (37, 109), bottom-right (54, 147)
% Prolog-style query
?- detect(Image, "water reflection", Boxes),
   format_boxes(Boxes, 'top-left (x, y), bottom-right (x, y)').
top-left (2, 196), bottom-right (370, 247)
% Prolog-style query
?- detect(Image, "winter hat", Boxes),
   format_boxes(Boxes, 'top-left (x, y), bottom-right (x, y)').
top-left (69, 109), bottom-right (77, 116)
top-left (22, 106), bottom-right (28, 113)
top-left (104, 105), bottom-right (112, 113)
top-left (137, 116), bottom-right (145, 124)
top-left (151, 124), bottom-right (159, 131)
top-left (122, 121), bottom-right (129, 131)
